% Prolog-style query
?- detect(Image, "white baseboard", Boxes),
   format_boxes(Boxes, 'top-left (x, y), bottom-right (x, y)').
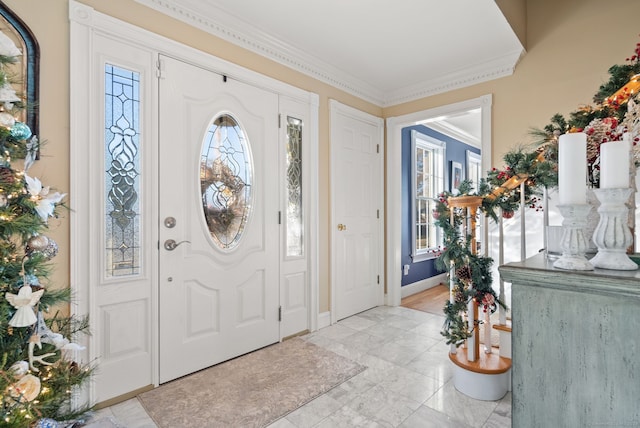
top-left (317, 311), bottom-right (331, 329)
top-left (401, 273), bottom-right (447, 298)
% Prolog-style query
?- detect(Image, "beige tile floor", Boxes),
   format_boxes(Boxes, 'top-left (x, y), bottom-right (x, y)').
top-left (89, 305), bottom-right (511, 428)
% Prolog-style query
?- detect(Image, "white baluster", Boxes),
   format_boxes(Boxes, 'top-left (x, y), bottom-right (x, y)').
top-left (484, 309), bottom-right (492, 354)
top-left (499, 208), bottom-right (506, 326)
top-left (467, 295), bottom-right (477, 362)
top-left (450, 207), bottom-right (456, 354)
top-left (449, 257), bottom-right (456, 355)
top-left (520, 181), bottom-right (526, 261)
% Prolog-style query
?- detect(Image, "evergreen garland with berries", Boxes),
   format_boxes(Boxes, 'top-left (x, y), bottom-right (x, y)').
top-left (433, 187), bottom-right (506, 346)
top-left (531, 37), bottom-right (640, 188)
top-left (438, 37), bottom-right (640, 347)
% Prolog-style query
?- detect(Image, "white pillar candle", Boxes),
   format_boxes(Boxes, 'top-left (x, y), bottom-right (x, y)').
top-left (600, 134), bottom-right (630, 189)
top-left (558, 132), bottom-right (587, 204)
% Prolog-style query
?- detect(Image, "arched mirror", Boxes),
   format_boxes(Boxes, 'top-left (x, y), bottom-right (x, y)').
top-left (0, 1), bottom-right (39, 139)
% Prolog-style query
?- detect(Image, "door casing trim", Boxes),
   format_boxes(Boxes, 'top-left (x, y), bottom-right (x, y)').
top-left (385, 95), bottom-right (492, 307)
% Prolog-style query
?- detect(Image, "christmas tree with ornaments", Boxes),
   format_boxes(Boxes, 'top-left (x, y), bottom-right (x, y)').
top-left (0, 33), bottom-right (92, 427)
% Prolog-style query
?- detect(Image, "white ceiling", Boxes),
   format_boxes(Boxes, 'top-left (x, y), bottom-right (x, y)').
top-left (423, 108), bottom-right (482, 147)
top-left (135, 0), bottom-right (525, 108)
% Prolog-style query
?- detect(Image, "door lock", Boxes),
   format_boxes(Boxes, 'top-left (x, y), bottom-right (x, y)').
top-left (164, 217), bottom-right (177, 228)
top-left (164, 239), bottom-right (190, 251)
top-left (337, 223), bottom-right (347, 231)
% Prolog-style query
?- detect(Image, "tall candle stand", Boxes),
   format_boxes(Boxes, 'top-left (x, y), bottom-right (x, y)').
top-left (590, 188), bottom-right (638, 270)
top-left (553, 204), bottom-right (594, 271)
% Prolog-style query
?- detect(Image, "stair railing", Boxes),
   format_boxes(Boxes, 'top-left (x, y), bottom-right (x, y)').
top-left (448, 195), bottom-right (483, 362)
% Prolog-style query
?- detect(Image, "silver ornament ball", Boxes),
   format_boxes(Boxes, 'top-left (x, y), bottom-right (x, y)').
top-left (26, 234), bottom-right (49, 252)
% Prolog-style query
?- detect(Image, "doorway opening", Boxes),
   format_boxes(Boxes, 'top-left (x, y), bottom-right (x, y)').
top-left (385, 95), bottom-right (492, 308)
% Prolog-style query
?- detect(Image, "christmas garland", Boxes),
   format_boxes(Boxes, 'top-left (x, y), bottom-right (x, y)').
top-left (433, 191), bottom-right (500, 346)
top-left (483, 148), bottom-right (557, 220)
top-left (530, 37), bottom-right (640, 188)
top-left (438, 37), bottom-right (640, 347)
top-left (434, 150), bottom-right (556, 345)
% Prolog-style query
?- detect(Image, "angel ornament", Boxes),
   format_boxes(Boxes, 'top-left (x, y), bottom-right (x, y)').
top-left (5, 285), bottom-right (44, 327)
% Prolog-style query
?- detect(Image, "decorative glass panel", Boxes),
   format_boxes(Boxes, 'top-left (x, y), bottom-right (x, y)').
top-left (286, 116), bottom-right (303, 257)
top-left (105, 64), bottom-right (141, 277)
top-left (200, 114), bottom-right (253, 250)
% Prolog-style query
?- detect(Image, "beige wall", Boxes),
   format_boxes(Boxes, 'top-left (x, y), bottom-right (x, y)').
top-left (495, 0), bottom-right (527, 49)
top-left (384, 0), bottom-right (640, 167)
top-left (5, 0), bottom-right (382, 314)
top-left (5, 0), bottom-right (640, 314)
top-left (3, 0), bottom-right (70, 303)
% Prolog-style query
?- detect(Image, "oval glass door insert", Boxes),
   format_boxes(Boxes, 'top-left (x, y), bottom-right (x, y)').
top-left (200, 114), bottom-right (253, 250)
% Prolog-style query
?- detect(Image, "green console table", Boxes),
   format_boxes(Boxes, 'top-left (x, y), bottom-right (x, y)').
top-left (499, 253), bottom-right (640, 427)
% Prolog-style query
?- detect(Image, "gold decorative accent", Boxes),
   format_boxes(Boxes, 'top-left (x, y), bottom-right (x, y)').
top-left (606, 73), bottom-right (640, 107)
top-left (484, 174), bottom-right (528, 202)
top-left (503, 174), bottom-right (529, 190)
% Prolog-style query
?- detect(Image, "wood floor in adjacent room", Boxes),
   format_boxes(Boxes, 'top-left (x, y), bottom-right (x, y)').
top-left (400, 284), bottom-right (449, 316)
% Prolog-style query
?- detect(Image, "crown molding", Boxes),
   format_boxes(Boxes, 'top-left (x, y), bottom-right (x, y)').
top-left (384, 48), bottom-right (524, 107)
top-left (135, 0), bottom-right (523, 108)
top-left (426, 121), bottom-right (481, 148)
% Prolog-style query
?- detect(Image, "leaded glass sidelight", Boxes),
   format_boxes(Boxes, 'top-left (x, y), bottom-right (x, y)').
top-left (105, 64), bottom-right (141, 277)
top-left (286, 116), bottom-right (303, 257)
top-left (200, 114), bottom-right (253, 250)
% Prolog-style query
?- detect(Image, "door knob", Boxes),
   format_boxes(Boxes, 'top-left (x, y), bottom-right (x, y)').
top-left (337, 223), bottom-right (347, 231)
top-left (164, 239), bottom-right (190, 251)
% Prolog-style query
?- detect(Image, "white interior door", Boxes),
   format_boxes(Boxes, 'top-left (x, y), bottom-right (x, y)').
top-left (330, 101), bottom-right (384, 321)
top-left (158, 56), bottom-right (280, 383)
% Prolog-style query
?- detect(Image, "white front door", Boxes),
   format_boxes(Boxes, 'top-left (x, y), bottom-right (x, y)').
top-left (73, 5), bottom-right (319, 402)
top-left (158, 56), bottom-right (280, 383)
top-left (330, 101), bottom-right (384, 321)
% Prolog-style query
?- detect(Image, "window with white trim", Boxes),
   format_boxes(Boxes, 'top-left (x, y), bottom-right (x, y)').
top-left (412, 130), bottom-right (445, 261)
top-left (466, 150), bottom-right (482, 193)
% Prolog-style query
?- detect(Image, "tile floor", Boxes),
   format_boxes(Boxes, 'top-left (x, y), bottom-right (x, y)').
top-left (89, 305), bottom-right (511, 428)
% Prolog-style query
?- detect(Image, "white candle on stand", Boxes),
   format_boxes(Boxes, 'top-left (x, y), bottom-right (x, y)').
top-left (600, 134), bottom-right (630, 189)
top-left (558, 132), bottom-right (587, 204)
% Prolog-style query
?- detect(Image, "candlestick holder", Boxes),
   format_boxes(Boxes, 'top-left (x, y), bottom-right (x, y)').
top-left (553, 204), bottom-right (594, 271)
top-left (590, 188), bottom-right (638, 270)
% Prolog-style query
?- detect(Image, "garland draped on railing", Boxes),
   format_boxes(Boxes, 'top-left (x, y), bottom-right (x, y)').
top-left (434, 149), bottom-right (556, 345)
top-left (438, 36), bottom-right (640, 346)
